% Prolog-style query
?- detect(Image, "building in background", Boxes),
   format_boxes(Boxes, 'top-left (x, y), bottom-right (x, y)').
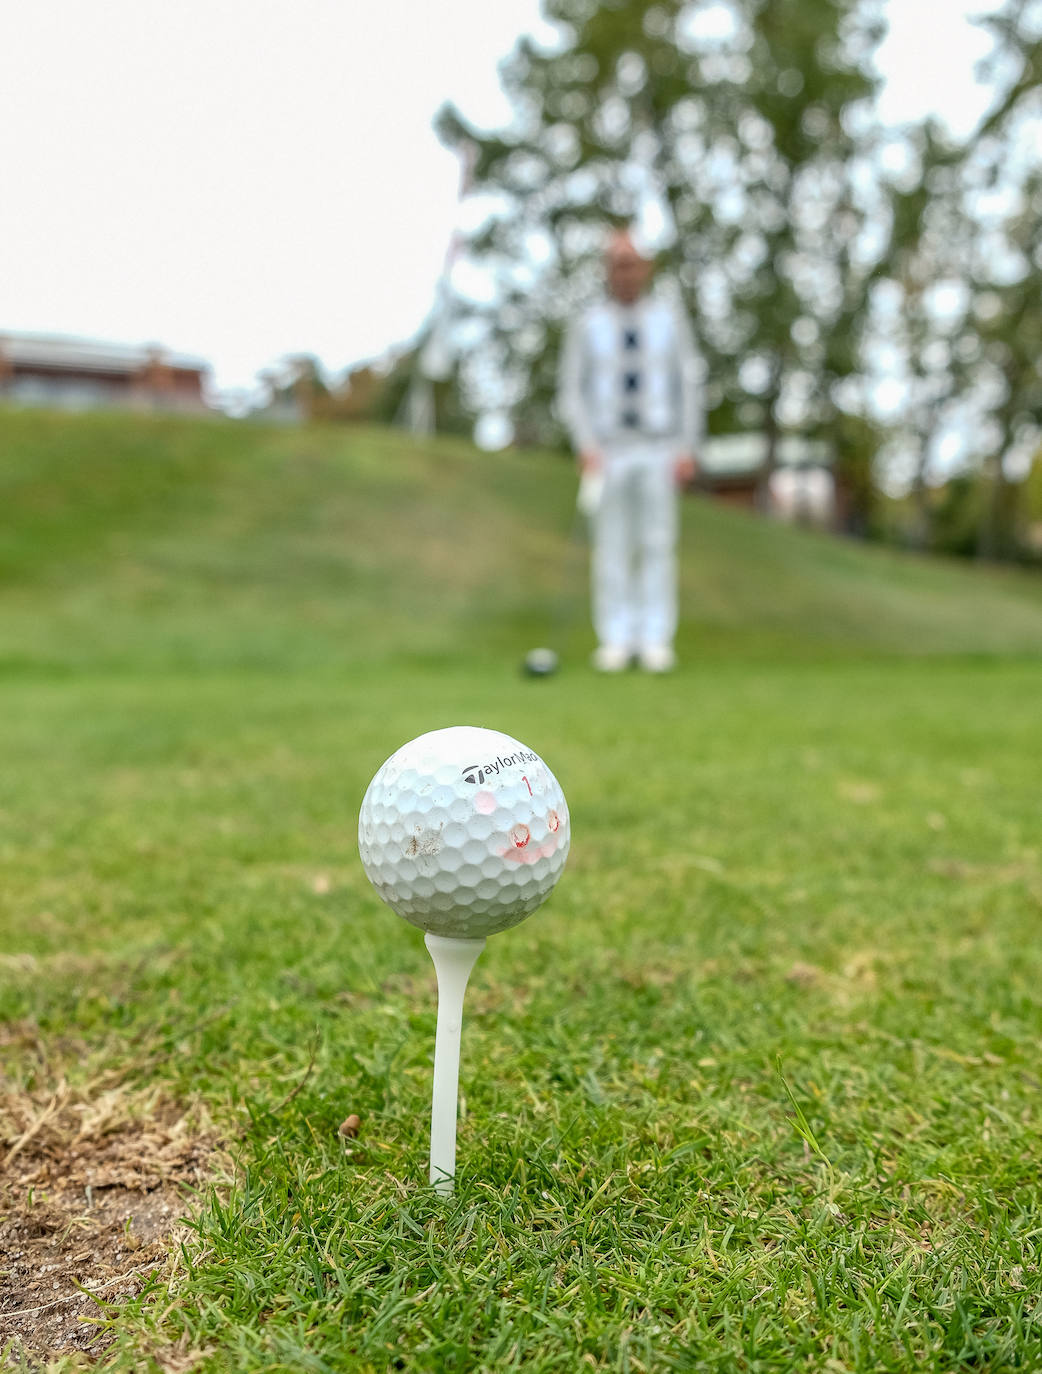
top-left (0, 333), bottom-right (210, 413)
top-left (700, 434), bottom-right (836, 526)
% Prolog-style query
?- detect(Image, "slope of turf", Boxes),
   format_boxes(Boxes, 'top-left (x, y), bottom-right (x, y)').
top-left (1, 409), bottom-right (1041, 1372)
top-left (3, 406), bottom-right (1042, 673)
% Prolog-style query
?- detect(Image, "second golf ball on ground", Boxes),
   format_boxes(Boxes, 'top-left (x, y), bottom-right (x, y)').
top-left (358, 725), bottom-right (570, 937)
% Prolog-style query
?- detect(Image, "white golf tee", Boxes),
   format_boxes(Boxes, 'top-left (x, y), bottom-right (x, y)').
top-left (424, 932), bottom-right (485, 1195)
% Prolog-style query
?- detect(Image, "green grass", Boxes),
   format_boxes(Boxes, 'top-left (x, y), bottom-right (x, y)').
top-left (2, 408), bottom-right (1042, 1371)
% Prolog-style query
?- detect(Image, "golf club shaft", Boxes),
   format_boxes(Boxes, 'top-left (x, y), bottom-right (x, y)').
top-left (547, 495), bottom-right (591, 653)
top-left (425, 933), bottom-right (486, 1195)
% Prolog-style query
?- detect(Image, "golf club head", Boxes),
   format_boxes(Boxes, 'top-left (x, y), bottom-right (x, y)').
top-left (522, 647), bottom-right (559, 677)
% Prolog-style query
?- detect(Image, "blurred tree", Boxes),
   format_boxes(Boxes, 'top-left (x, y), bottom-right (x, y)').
top-left (381, 341), bottom-right (474, 436)
top-left (316, 343), bottom-right (472, 435)
top-left (260, 355), bottom-right (329, 422)
top-left (964, 0), bottom-right (1042, 560)
top-left (327, 362), bottom-right (385, 421)
top-left (1022, 445), bottom-right (1042, 558)
top-left (437, 0), bottom-right (888, 503)
top-left (868, 121), bottom-right (970, 550)
top-left (831, 409), bottom-right (884, 535)
top-left (929, 472), bottom-right (985, 560)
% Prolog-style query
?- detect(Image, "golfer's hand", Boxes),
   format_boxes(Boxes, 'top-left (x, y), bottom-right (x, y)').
top-left (674, 453), bottom-right (698, 485)
top-left (580, 450), bottom-right (602, 474)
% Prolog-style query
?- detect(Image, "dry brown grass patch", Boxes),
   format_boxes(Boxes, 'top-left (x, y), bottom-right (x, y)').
top-left (1, 1076), bottom-right (218, 1366)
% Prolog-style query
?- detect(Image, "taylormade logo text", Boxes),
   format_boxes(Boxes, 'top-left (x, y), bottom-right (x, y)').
top-left (462, 750), bottom-right (539, 785)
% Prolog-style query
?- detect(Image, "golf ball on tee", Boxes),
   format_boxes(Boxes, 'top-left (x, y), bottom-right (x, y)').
top-left (358, 726), bottom-right (570, 938)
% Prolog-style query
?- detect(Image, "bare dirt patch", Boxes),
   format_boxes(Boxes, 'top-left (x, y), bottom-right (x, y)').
top-left (1, 1076), bottom-right (217, 1365)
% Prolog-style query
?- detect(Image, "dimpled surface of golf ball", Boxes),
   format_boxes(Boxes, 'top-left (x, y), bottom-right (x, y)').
top-left (358, 726), bottom-right (570, 937)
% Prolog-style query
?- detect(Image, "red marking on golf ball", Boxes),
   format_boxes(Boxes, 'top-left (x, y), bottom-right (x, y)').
top-left (474, 790), bottom-right (497, 814)
top-left (511, 824), bottom-right (530, 849)
top-left (503, 837), bottom-right (556, 864)
top-left (548, 810), bottom-right (560, 833)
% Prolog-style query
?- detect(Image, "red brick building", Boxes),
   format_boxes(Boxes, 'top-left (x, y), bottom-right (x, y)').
top-left (0, 333), bottom-right (210, 413)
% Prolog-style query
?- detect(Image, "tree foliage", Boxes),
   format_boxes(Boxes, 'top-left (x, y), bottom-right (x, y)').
top-left (437, 0), bottom-right (890, 522)
top-left (963, 0), bottom-right (1042, 558)
top-left (428, 0), bottom-right (1042, 557)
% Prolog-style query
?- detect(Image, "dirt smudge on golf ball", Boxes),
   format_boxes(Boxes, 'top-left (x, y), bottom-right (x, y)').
top-left (406, 826), bottom-right (443, 858)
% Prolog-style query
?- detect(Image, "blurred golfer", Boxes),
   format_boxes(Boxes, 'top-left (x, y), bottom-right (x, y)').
top-left (559, 229), bottom-right (701, 672)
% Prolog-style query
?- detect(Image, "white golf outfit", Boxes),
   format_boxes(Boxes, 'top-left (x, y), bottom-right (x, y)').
top-left (558, 293), bottom-right (701, 659)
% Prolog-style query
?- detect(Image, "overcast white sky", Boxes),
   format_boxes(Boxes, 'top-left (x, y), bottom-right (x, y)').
top-left (0, 0), bottom-right (998, 400)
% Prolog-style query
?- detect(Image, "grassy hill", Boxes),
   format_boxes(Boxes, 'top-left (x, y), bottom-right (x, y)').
top-left (2, 406), bottom-right (1042, 674)
top-left (2, 409), bottom-right (1042, 1371)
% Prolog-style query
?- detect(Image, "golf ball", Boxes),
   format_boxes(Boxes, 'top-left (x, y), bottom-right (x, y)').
top-left (358, 726), bottom-right (570, 938)
top-left (522, 647), bottom-right (560, 677)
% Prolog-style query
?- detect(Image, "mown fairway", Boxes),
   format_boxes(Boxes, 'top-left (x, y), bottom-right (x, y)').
top-left (2, 410), bottom-right (1042, 1371)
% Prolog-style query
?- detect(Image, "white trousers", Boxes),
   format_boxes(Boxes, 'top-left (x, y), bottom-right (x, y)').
top-left (591, 440), bottom-right (679, 651)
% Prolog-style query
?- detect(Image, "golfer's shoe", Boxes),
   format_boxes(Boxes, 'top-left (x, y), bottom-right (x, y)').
top-left (592, 644), bottom-right (631, 673)
top-left (638, 644), bottom-right (676, 673)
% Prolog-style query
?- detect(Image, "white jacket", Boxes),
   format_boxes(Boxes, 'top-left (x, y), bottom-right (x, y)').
top-left (558, 293), bottom-right (702, 455)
